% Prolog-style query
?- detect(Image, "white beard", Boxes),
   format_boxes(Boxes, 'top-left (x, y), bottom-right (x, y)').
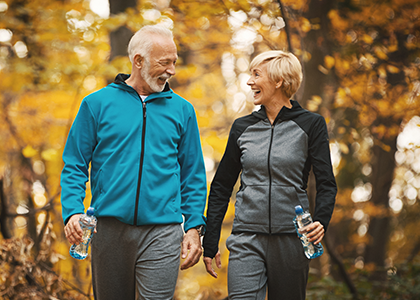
top-left (141, 61), bottom-right (170, 93)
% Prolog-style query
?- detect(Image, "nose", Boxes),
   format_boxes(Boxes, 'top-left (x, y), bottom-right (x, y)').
top-left (247, 76), bottom-right (253, 86)
top-left (167, 63), bottom-right (176, 76)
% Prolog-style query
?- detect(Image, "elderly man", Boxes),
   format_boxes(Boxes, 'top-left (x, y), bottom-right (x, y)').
top-left (61, 25), bottom-right (207, 300)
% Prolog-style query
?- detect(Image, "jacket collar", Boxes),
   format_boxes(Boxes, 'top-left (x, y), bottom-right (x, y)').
top-left (252, 100), bottom-right (306, 122)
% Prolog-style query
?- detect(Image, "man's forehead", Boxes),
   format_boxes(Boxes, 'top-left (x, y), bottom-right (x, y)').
top-left (149, 38), bottom-right (177, 59)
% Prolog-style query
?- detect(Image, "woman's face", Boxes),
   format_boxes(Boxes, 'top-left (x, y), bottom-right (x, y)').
top-left (247, 62), bottom-right (278, 106)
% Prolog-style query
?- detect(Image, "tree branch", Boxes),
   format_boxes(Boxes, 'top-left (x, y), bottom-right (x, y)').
top-left (277, 0), bottom-right (293, 53)
top-left (324, 234), bottom-right (359, 299)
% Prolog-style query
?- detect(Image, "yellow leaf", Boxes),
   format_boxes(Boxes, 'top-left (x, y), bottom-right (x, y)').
top-left (41, 149), bottom-right (58, 161)
top-left (191, 85), bottom-right (203, 99)
top-left (22, 145), bottom-right (37, 158)
top-left (386, 65), bottom-right (400, 74)
top-left (312, 95), bottom-right (322, 104)
top-left (375, 47), bottom-right (388, 60)
top-left (339, 142), bottom-right (349, 154)
top-left (324, 55), bottom-right (335, 69)
top-left (388, 44), bottom-right (398, 52)
top-left (378, 66), bottom-right (387, 78)
top-left (301, 17), bottom-right (311, 33)
top-left (302, 51), bottom-right (311, 62)
top-left (338, 127), bottom-right (346, 134)
top-left (362, 34), bottom-right (373, 44)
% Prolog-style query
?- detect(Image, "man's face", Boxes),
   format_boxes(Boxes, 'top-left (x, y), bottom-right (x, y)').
top-left (141, 36), bottom-right (178, 93)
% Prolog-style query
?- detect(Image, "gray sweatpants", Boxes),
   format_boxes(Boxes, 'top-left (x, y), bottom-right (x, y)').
top-left (226, 232), bottom-right (309, 300)
top-left (91, 217), bottom-right (184, 300)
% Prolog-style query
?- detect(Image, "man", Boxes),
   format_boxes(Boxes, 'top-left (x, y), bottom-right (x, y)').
top-left (61, 25), bottom-right (207, 300)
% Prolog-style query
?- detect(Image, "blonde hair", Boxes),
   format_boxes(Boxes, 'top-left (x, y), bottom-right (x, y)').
top-left (127, 25), bottom-right (174, 63)
top-left (249, 50), bottom-right (303, 98)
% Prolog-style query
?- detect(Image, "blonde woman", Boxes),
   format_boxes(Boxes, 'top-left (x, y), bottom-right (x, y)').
top-left (203, 50), bottom-right (336, 299)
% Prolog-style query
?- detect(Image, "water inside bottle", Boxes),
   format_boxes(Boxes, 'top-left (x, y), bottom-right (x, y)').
top-left (70, 243), bottom-right (88, 260)
top-left (69, 228), bottom-right (93, 260)
top-left (81, 228), bottom-right (93, 243)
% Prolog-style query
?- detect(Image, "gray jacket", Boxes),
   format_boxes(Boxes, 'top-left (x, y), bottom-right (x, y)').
top-left (203, 101), bottom-right (337, 258)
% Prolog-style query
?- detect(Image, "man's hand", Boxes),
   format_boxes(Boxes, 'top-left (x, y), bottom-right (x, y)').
top-left (203, 251), bottom-right (221, 278)
top-left (301, 221), bottom-right (324, 245)
top-left (180, 228), bottom-right (202, 270)
top-left (64, 214), bottom-right (83, 245)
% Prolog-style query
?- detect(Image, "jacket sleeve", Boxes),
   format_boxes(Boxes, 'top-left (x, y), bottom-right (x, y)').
top-left (309, 116), bottom-right (337, 231)
top-left (203, 121), bottom-right (243, 258)
top-left (177, 107), bottom-right (207, 232)
top-left (60, 99), bottom-right (97, 225)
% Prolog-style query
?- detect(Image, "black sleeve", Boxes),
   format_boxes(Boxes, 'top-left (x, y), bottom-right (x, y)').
top-left (203, 121), bottom-right (243, 258)
top-left (309, 116), bottom-right (337, 231)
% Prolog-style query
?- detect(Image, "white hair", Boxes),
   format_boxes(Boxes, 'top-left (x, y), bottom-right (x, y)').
top-left (127, 25), bottom-right (174, 63)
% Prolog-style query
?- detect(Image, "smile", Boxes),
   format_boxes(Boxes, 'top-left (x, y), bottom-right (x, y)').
top-left (253, 90), bottom-right (261, 97)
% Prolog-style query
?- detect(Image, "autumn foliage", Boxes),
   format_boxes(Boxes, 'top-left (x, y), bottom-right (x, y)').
top-left (0, 0), bottom-right (420, 299)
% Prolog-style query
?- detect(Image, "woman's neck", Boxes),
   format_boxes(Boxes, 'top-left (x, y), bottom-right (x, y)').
top-left (265, 97), bottom-right (292, 124)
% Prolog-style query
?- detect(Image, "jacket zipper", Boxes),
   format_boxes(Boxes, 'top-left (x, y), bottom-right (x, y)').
top-left (134, 99), bottom-right (147, 225)
top-left (267, 123), bottom-right (275, 234)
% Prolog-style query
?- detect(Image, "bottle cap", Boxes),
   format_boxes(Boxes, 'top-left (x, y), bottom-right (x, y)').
top-left (295, 205), bottom-right (303, 214)
top-left (86, 207), bottom-right (95, 216)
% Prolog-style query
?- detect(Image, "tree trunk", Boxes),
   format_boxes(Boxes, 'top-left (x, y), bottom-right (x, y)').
top-left (107, 0), bottom-right (138, 81)
top-left (364, 124), bottom-right (398, 280)
top-left (300, 0), bottom-right (337, 108)
top-left (0, 178), bottom-right (13, 239)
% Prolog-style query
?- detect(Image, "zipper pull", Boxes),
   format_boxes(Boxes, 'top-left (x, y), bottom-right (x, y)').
top-left (143, 102), bottom-right (146, 118)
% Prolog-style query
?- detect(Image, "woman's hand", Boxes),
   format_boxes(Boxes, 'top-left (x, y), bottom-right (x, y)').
top-left (301, 221), bottom-right (324, 244)
top-left (203, 251), bottom-right (222, 278)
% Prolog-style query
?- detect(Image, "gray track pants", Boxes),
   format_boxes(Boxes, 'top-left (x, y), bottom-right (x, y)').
top-left (226, 232), bottom-right (309, 300)
top-left (91, 217), bottom-right (184, 300)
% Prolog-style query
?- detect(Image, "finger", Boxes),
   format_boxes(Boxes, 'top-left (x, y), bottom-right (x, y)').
top-left (307, 223), bottom-right (323, 236)
top-left (181, 239), bottom-right (189, 259)
top-left (203, 257), bottom-right (218, 278)
top-left (68, 221), bottom-right (83, 244)
top-left (73, 220), bottom-right (84, 237)
top-left (215, 252), bottom-right (222, 269)
top-left (181, 246), bottom-right (202, 270)
top-left (64, 224), bottom-right (75, 244)
top-left (306, 226), bottom-right (319, 238)
top-left (309, 227), bottom-right (324, 243)
top-left (314, 235), bottom-right (324, 245)
top-left (313, 230), bottom-right (325, 244)
top-left (181, 253), bottom-right (196, 270)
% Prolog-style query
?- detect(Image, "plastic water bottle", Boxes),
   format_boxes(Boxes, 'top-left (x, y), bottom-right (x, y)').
top-left (293, 205), bottom-right (323, 259)
top-left (69, 207), bottom-right (97, 260)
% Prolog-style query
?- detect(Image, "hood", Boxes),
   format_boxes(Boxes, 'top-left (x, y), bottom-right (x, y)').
top-left (110, 73), bottom-right (172, 100)
top-left (252, 100), bottom-right (307, 122)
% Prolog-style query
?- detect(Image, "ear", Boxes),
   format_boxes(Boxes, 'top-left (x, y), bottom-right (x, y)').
top-left (276, 79), bottom-right (283, 89)
top-left (133, 54), bottom-right (143, 69)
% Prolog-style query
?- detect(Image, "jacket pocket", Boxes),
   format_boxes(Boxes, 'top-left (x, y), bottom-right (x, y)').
top-left (99, 169), bottom-right (104, 194)
top-left (270, 185), bottom-right (309, 231)
top-left (234, 184), bottom-right (269, 227)
top-left (170, 173), bottom-right (180, 212)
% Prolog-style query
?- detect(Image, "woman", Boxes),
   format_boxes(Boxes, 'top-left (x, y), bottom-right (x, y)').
top-left (202, 50), bottom-right (337, 299)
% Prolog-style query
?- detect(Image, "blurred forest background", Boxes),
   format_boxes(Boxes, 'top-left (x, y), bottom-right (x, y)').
top-left (0, 0), bottom-right (420, 299)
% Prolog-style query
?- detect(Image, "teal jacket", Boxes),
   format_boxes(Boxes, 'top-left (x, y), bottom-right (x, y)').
top-left (61, 74), bottom-right (207, 232)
